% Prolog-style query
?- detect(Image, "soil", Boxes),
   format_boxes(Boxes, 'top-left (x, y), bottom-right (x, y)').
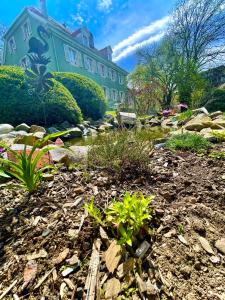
top-left (0, 146), bottom-right (224, 299)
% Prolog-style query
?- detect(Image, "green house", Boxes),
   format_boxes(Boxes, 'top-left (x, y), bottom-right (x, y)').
top-left (3, 0), bottom-right (128, 108)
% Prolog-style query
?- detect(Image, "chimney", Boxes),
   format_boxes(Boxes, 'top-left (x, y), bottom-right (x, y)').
top-left (40, 0), bottom-right (48, 17)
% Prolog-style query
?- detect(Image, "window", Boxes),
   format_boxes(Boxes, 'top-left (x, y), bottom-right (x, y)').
top-left (20, 56), bottom-right (30, 69)
top-left (98, 63), bottom-right (107, 77)
top-left (119, 74), bottom-right (124, 85)
top-left (119, 91), bottom-right (125, 102)
top-left (8, 37), bottom-right (16, 54)
top-left (111, 89), bottom-right (118, 101)
top-left (22, 21), bottom-right (31, 40)
top-left (111, 70), bottom-right (117, 81)
top-left (85, 57), bottom-right (95, 72)
top-left (103, 86), bottom-right (110, 99)
top-left (64, 45), bottom-right (80, 66)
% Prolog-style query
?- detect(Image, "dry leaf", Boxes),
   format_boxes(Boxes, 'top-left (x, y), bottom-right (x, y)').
top-left (27, 249), bottom-right (48, 261)
top-left (22, 260), bottom-right (38, 290)
top-left (52, 248), bottom-right (70, 265)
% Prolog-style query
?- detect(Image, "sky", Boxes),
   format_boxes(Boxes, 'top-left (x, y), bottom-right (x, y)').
top-left (0, 0), bottom-right (176, 71)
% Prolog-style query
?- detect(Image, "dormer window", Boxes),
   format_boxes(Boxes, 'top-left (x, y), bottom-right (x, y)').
top-left (83, 35), bottom-right (89, 47)
top-left (22, 20), bottom-right (31, 40)
top-left (8, 37), bottom-right (16, 54)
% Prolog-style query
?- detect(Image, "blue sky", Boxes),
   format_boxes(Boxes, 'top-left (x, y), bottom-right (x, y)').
top-left (0, 0), bottom-right (176, 71)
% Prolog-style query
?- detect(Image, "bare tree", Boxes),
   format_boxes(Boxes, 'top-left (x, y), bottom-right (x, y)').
top-left (170, 0), bottom-right (225, 68)
top-left (137, 38), bottom-right (178, 108)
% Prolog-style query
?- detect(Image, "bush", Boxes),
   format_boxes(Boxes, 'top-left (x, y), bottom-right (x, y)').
top-left (0, 66), bottom-right (83, 126)
top-left (88, 130), bottom-right (153, 174)
top-left (54, 72), bottom-right (107, 120)
top-left (205, 88), bottom-right (225, 112)
top-left (166, 133), bottom-right (211, 152)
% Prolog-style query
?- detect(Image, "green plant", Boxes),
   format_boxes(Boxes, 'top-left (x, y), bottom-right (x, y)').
top-left (208, 151), bottom-right (225, 159)
top-left (54, 72), bottom-right (107, 120)
top-left (166, 133), bottom-right (211, 152)
top-left (176, 110), bottom-right (193, 123)
top-left (0, 131), bottom-right (69, 193)
top-left (212, 130), bottom-right (225, 142)
top-left (85, 192), bottom-right (153, 246)
top-left (88, 130), bottom-right (153, 174)
top-left (0, 66), bottom-right (83, 126)
top-left (205, 88), bottom-right (225, 112)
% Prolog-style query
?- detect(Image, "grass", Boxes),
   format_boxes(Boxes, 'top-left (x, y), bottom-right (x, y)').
top-left (176, 110), bottom-right (193, 123)
top-left (166, 133), bottom-right (211, 152)
top-left (106, 110), bottom-right (117, 117)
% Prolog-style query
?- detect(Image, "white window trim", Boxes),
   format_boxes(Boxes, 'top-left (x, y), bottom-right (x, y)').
top-left (64, 44), bottom-right (82, 67)
top-left (103, 86), bottom-right (110, 99)
top-left (8, 36), bottom-right (16, 54)
top-left (85, 56), bottom-right (96, 73)
top-left (22, 19), bottom-right (32, 41)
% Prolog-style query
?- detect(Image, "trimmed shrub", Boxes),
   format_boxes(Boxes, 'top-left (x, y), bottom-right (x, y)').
top-left (54, 72), bottom-right (107, 120)
top-left (0, 66), bottom-right (83, 126)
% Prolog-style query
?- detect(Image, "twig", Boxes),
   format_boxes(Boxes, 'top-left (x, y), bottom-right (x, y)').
top-left (0, 280), bottom-right (18, 300)
top-left (84, 239), bottom-right (101, 300)
top-left (34, 267), bottom-right (55, 290)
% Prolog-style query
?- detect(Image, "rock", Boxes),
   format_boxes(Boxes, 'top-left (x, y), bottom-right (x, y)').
top-left (30, 125), bottom-right (46, 134)
top-left (135, 241), bottom-right (150, 258)
top-left (69, 127), bottom-right (83, 138)
top-left (68, 146), bottom-right (89, 164)
top-left (185, 114), bottom-right (212, 131)
top-left (61, 267), bottom-right (74, 277)
top-left (98, 123), bottom-right (113, 132)
top-left (105, 278), bottom-right (121, 299)
top-left (47, 127), bottom-right (59, 134)
top-left (215, 238), bottom-right (225, 255)
top-left (77, 124), bottom-right (85, 131)
top-left (210, 256), bottom-right (220, 264)
top-left (147, 117), bottom-right (161, 127)
top-left (198, 236), bottom-right (214, 254)
top-left (0, 124), bottom-right (14, 134)
top-left (49, 147), bottom-right (70, 163)
top-left (42, 173), bottom-right (54, 181)
top-left (15, 123), bottom-right (30, 132)
top-left (192, 107), bottom-right (209, 115)
top-left (105, 240), bottom-right (122, 273)
top-left (117, 112), bottom-right (137, 126)
top-left (200, 128), bottom-right (215, 141)
top-left (210, 111), bottom-right (223, 119)
top-left (60, 121), bottom-right (71, 129)
top-left (15, 134), bottom-right (42, 146)
top-left (161, 118), bottom-right (176, 129)
top-left (213, 117), bottom-right (225, 128)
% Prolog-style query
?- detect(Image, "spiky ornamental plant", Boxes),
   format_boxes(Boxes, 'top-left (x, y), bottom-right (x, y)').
top-left (0, 131), bottom-right (70, 193)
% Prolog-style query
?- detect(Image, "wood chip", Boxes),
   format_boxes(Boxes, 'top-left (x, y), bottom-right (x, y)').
top-left (64, 278), bottom-right (76, 290)
top-left (52, 248), bottom-right (70, 265)
top-left (105, 240), bottom-right (122, 273)
top-left (27, 249), bottom-right (48, 261)
top-left (178, 235), bottom-right (189, 245)
top-left (135, 273), bottom-right (147, 294)
top-left (0, 280), bottom-right (18, 300)
top-left (52, 269), bottom-right (58, 281)
top-left (198, 236), bottom-right (214, 254)
top-left (22, 260), bottom-right (38, 290)
top-left (34, 268), bottom-right (55, 290)
top-left (117, 258), bottom-right (135, 279)
top-left (85, 239), bottom-right (101, 300)
top-left (105, 278), bottom-right (121, 299)
top-left (60, 282), bottom-right (67, 299)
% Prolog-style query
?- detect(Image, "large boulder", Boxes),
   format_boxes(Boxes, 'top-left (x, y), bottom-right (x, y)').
top-left (15, 123), bottom-right (30, 132)
top-left (50, 145), bottom-right (89, 165)
top-left (0, 124), bottom-right (14, 135)
top-left (117, 112), bottom-right (137, 126)
top-left (30, 125), bottom-right (46, 134)
top-left (69, 127), bottom-right (83, 138)
top-left (212, 117), bottom-right (225, 128)
top-left (184, 114), bottom-right (212, 131)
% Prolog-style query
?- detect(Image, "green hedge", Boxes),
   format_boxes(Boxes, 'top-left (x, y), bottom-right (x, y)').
top-left (205, 88), bottom-right (225, 112)
top-left (0, 66), bottom-right (83, 126)
top-left (54, 72), bottom-right (107, 120)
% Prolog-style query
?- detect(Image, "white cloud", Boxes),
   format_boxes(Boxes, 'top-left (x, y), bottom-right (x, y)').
top-left (112, 16), bottom-right (170, 55)
top-left (113, 32), bottom-right (165, 62)
top-left (97, 0), bottom-right (112, 11)
top-left (71, 14), bottom-right (84, 25)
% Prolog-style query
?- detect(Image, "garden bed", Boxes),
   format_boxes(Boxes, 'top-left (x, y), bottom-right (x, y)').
top-left (0, 146), bottom-right (224, 299)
